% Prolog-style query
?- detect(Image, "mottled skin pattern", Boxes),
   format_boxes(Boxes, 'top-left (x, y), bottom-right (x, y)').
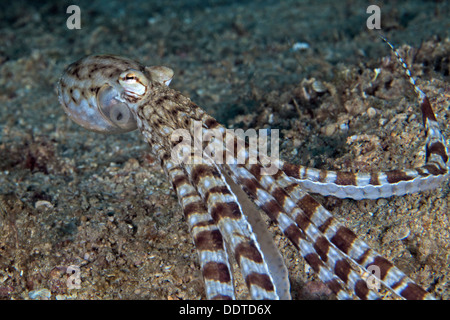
top-left (57, 48), bottom-right (448, 300)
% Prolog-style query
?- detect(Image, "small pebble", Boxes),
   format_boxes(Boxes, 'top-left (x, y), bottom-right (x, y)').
top-left (312, 80), bottom-right (327, 93)
top-left (291, 42), bottom-right (310, 51)
top-left (396, 228), bottom-right (411, 240)
top-left (367, 107), bottom-right (377, 118)
top-left (35, 200), bottom-right (53, 209)
top-left (292, 138), bottom-right (302, 148)
top-left (323, 124), bottom-right (336, 136)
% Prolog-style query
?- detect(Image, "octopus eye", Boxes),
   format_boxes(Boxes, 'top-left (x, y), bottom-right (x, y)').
top-left (119, 70), bottom-right (149, 99)
top-left (97, 85), bottom-right (137, 132)
top-left (124, 73), bottom-right (137, 81)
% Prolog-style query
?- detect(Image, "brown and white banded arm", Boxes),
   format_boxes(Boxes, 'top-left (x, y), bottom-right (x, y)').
top-left (280, 39), bottom-right (449, 200)
top-left (268, 164), bottom-right (433, 299)
top-left (162, 155), bottom-right (236, 300)
top-left (204, 125), bottom-right (429, 299)
top-left (280, 92), bottom-right (448, 200)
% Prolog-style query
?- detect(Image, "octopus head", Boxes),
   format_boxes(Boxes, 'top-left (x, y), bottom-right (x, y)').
top-left (57, 54), bottom-right (174, 134)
